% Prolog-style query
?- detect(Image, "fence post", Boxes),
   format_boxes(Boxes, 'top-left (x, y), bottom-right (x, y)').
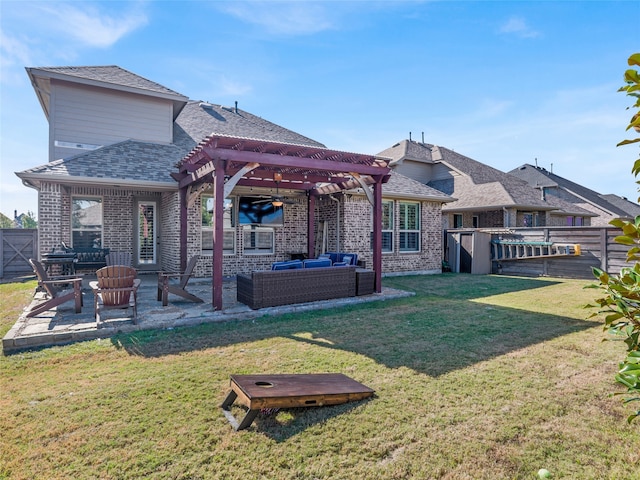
top-left (600, 228), bottom-right (608, 272)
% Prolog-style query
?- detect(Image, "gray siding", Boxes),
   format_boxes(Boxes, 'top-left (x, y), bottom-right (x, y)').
top-left (50, 80), bottom-right (174, 160)
top-left (394, 160), bottom-right (434, 185)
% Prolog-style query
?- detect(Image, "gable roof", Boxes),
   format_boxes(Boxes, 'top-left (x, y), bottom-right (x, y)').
top-left (509, 164), bottom-right (640, 219)
top-left (381, 140), bottom-right (560, 212)
top-left (17, 97), bottom-right (334, 190)
top-left (26, 65), bottom-right (189, 120)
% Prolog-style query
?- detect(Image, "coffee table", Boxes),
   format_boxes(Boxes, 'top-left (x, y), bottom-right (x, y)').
top-left (220, 373), bottom-right (375, 430)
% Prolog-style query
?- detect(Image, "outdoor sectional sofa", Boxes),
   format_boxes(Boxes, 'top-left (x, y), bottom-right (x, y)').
top-left (236, 265), bottom-right (357, 309)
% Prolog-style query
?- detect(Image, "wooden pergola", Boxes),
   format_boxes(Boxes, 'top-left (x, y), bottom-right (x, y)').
top-left (174, 134), bottom-right (391, 310)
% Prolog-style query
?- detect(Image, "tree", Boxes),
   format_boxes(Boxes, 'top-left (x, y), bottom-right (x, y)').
top-left (21, 211), bottom-right (38, 229)
top-left (0, 212), bottom-right (13, 228)
top-left (588, 53), bottom-right (640, 423)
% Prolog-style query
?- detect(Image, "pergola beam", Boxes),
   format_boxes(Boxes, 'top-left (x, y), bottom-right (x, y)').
top-left (198, 147), bottom-right (385, 176)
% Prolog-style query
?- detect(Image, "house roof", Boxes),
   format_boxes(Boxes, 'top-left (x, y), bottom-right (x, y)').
top-left (378, 140), bottom-right (435, 165)
top-left (17, 100), bottom-right (329, 190)
top-left (599, 194), bottom-right (640, 217)
top-left (353, 171), bottom-right (453, 202)
top-left (380, 140), bottom-right (561, 212)
top-left (174, 101), bottom-right (325, 152)
top-left (26, 65), bottom-right (189, 120)
top-left (16, 140), bottom-right (183, 190)
top-left (509, 164), bottom-right (640, 219)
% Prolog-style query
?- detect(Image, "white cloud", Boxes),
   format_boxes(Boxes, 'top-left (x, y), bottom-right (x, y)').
top-left (499, 16), bottom-right (540, 39)
top-left (38, 2), bottom-right (148, 48)
top-left (217, 1), bottom-right (335, 36)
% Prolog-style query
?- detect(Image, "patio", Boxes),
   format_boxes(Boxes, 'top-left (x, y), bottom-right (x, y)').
top-left (2, 273), bottom-right (413, 354)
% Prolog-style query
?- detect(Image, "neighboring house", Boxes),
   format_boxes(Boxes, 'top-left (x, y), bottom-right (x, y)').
top-left (378, 139), bottom-right (596, 229)
top-left (509, 164), bottom-right (640, 226)
top-left (15, 65), bottom-right (451, 286)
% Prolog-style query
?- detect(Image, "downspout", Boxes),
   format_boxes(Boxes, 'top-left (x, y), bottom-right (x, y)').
top-left (329, 195), bottom-right (340, 252)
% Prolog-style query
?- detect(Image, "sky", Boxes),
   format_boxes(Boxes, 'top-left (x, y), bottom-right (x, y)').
top-left (1, 0), bottom-right (639, 220)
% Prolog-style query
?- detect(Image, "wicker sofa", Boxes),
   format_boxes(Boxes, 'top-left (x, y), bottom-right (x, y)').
top-left (236, 265), bottom-right (357, 309)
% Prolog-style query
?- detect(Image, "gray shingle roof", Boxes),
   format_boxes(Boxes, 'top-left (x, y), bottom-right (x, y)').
top-left (381, 140), bottom-right (558, 211)
top-left (377, 171), bottom-right (452, 201)
top-left (599, 194), bottom-right (640, 217)
top-left (31, 65), bottom-right (187, 98)
top-left (18, 140), bottom-right (183, 185)
top-left (18, 100), bottom-right (328, 186)
top-left (174, 101), bottom-right (325, 152)
top-left (509, 164), bottom-right (640, 219)
top-left (378, 140), bottom-right (434, 164)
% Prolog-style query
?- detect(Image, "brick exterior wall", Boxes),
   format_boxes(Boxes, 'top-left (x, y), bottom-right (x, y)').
top-left (38, 182), bottom-right (64, 257)
top-left (38, 183), bottom-right (160, 261)
top-left (160, 191), bottom-right (181, 273)
top-left (38, 185), bottom-right (445, 277)
top-left (342, 195), bottom-right (443, 273)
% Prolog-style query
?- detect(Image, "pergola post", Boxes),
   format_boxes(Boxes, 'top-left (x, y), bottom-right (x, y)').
top-left (212, 159), bottom-right (226, 310)
top-left (179, 185), bottom-right (188, 273)
top-left (372, 178), bottom-right (383, 293)
top-left (307, 193), bottom-right (316, 259)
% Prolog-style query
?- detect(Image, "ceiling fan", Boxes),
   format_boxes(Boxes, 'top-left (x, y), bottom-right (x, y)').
top-left (252, 172), bottom-right (295, 207)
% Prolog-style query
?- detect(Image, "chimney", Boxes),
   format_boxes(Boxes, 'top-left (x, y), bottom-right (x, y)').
top-left (234, 101), bottom-right (238, 114)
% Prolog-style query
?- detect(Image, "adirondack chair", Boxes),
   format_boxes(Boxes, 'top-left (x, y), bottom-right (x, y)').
top-left (27, 258), bottom-right (83, 318)
top-left (90, 265), bottom-right (141, 325)
top-left (105, 251), bottom-right (132, 267)
top-left (157, 255), bottom-right (204, 306)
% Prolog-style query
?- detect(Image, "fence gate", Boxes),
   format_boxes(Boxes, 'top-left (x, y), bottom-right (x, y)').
top-left (0, 229), bottom-right (38, 278)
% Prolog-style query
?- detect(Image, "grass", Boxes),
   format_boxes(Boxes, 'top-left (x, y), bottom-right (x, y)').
top-left (1, 274), bottom-right (639, 479)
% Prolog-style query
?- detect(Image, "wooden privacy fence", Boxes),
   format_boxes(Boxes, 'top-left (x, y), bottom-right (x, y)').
top-left (0, 229), bottom-right (38, 278)
top-left (489, 226), bottom-right (628, 279)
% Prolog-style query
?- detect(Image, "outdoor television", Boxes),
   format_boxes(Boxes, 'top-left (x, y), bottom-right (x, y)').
top-left (238, 196), bottom-right (284, 226)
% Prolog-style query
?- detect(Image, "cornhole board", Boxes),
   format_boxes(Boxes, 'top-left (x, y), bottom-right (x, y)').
top-left (220, 373), bottom-right (375, 430)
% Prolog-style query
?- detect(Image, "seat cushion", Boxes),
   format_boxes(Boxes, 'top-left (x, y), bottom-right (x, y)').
top-left (303, 258), bottom-right (332, 268)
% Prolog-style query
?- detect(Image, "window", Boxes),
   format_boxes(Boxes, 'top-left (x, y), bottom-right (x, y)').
top-left (381, 200), bottom-right (394, 252)
top-left (202, 196), bottom-right (235, 254)
top-left (71, 197), bottom-right (102, 248)
top-left (575, 216), bottom-right (583, 226)
top-left (399, 202), bottom-right (420, 252)
top-left (566, 216), bottom-right (574, 226)
top-left (243, 225), bottom-right (274, 254)
top-left (523, 212), bottom-right (539, 227)
top-left (472, 216), bottom-right (479, 228)
top-left (371, 200), bottom-right (394, 252)
top-left (453, 214), bottom-right (463, 229)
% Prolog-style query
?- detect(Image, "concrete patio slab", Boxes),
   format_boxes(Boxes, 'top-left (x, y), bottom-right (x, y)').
top-left (2, 273), bottom-right (413, 355)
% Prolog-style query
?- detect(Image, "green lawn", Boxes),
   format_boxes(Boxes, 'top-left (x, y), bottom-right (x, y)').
top-left (1, 274), bottom-right (638, 479)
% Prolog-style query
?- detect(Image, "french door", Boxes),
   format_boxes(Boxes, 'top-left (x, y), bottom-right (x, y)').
top-left (135, 200), bottom-right (159, 269)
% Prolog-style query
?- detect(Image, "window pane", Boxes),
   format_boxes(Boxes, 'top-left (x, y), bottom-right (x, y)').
top-left (243, 226), bottom-right (274, 254)
top-left (399, 202), bottom-right (420, 252)
top-left (72, 197), bottom-right (102, 248)
top-left (202, 196), bottom-right (235, 253)
top-left (400, 202), bottom-right (419, 229)
top-left (399, 232), bottom-right (419, 251)
top-left (382, 201), bottom-right (393, 230)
